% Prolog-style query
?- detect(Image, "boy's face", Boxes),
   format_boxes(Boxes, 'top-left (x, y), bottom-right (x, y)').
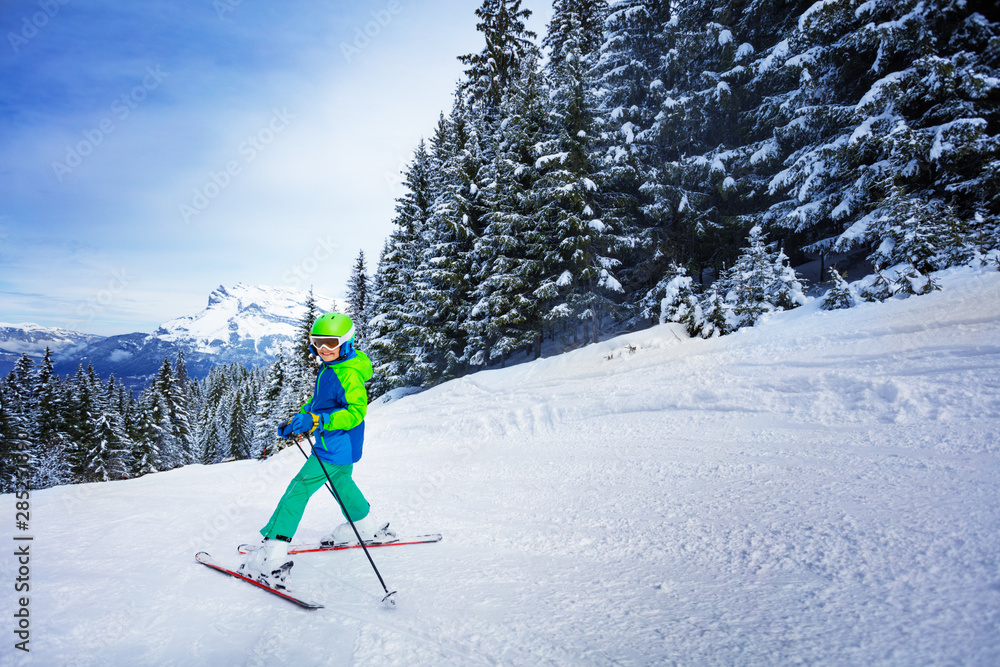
top-left (317, 344), bottom-right (341, 362)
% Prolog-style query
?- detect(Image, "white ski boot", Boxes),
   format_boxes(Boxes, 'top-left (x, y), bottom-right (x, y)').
top-left (321, 517), bottom-right (397, 546)
top-left (239, 538), bottom-right (293, 590)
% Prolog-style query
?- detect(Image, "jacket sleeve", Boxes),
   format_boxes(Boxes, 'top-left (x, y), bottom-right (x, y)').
top-left (321, 368), bottom-right (367, 432)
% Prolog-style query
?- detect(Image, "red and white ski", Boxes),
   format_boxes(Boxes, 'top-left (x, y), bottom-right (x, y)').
top-left (238, 533), bottom-right (442, 556)
top-left (194, 551), bottom-right (323, 609)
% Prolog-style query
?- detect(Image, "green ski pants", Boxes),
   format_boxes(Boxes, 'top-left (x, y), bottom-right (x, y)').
top-left (260, 455), bottom-right (370, 541)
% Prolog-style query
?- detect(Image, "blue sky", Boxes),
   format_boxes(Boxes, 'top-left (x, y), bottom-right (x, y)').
top-left (0, 0), bottom-right (552, 336)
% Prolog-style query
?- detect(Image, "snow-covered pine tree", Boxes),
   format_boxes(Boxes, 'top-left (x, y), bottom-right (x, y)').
top-left (369, 139), bottom-right (436, 394)
top-left (86, 401), bottom-right (129, 483)
top-left (764, 0), bottom-right (1000, 271)
top-left (726, 225), bottom-right (775, 328)
top-left (190, 363), bottom-right (254, 463)
top-left (822, 267), bottom-right (857, 311)
top-left (536, 11), bottom-right (624, 345)
top-left (5, 353), bottom-right (36, 433)
top-left (411, 97), bottom-right (487, 383)
top-left (545, 0), bottom-right (608, 71)
top-left (458, 0), bottom-right (538, 122)
top-left (35, 348), bottom-right (59, 429)
top-left (132, 386), bottom-right (169, 476)
top-left (296, 287), bottom-right (320, 367)
top-left (226, 384), bottom-right (253, 460)
top-left (196, 401), bottom-right (223, 465)
top-left (723, 0), bottom-right (819, 250)
top-left (285, 289), bottom-right (320, 405)
top-left (129, 357), bottom-right (191, 475)
top-left (589, 0), bottom-right (670, 294)
top-left (154, 356), bottom-right (195, 468)
top-left (174, 349), bottom-right (190, 390)
top-left (640, 263), bottom-right (702, 335)
top-left (173, 350), bottom-right (195, 461)
top-left (271, 354), bottom-right (307, 425)
top-left (30, 349), bottom-right (73, 488)
top-left (0, 378), bottom-right (25, 493)
top-left (114, 379), bottom-right (137, 445)
top-left (697, 282), bottom-right (731, 338)
top-left (368, 241), bottom-right (410, 396)
top-left (103, 375), bottom-right (133, 478)
top-left (170, 359), bottom-right (194, 466)
top-left (646, 0), bottom-right (765, 279)
top-left (346, 249), bottom-right (371, 348)
top-left (0, 350), bottom-right (75, 489)
top-left (63, 364), bottom-right (103, 481)
top-left (869, 185), bottom-right (976, 282)
top-left (0, 355), bottom-right (37, 490)
top-left (723, 225), bottom-right (807, 330)
top-left (254, 354), bottom-right (286, 459)
top-left (466, 47), bottom-right (549, 367)
top-left (192, 363), bottom-right (226, 465)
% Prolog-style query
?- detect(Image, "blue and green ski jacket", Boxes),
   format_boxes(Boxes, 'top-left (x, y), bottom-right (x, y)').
top-left (301, 349), bottom-right (373, 465)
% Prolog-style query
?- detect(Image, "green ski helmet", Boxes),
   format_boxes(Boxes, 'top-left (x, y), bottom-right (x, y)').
top-left (309, 312), bottom-right (356, 358)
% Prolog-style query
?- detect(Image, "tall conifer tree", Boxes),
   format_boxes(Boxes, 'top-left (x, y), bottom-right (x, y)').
top-left (346, 250), bottom-right (371, 347)
top-left (467, 49), bottom-right (550, 366)
top-left (369, 140), bottom-right (436, 393)
top-left (537, 10), bottom-right (624, 344)
top-left (459, 0), bottom-right (538, 121)
top-left (412, 98), bottom-right (488, 382)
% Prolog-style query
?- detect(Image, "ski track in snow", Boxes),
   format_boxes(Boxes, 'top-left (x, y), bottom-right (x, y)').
top-left (3, 267), bottom-right (1000, 666)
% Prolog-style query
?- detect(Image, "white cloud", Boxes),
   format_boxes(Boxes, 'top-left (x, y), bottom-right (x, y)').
top-left (0, 0), bottom-right (554, 336)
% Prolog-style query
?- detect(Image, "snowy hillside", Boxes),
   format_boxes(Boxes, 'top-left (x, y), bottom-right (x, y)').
top-left (3, 267), bottom-right (999, 666)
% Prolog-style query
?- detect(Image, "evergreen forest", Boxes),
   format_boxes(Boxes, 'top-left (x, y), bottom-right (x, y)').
top-left (364, 0), bottom-right (1000, 393)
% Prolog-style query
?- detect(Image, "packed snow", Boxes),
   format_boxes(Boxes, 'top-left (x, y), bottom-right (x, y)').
top-left (3, 267), bottom-right (999, 665)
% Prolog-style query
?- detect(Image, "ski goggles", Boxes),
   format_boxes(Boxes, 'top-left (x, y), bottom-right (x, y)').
top-left (310, 333), bottom-right (352, 351)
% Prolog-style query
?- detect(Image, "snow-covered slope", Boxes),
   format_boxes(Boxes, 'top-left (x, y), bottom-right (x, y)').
top-left (3, 268), bottom-right (999, 666)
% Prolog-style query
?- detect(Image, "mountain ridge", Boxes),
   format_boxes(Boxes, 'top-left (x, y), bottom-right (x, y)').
top-left (1, 283), bottom-right (341, 388)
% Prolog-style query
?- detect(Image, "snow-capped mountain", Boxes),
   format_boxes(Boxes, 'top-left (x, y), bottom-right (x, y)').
top-left (154, 283), bottom-right (340, 356)
top-left (46, 284), bottom-right (341, 388)
top-left (0, 322), bottom-right (104, 356)
top-left (0, 322), bottom-right (105, 376)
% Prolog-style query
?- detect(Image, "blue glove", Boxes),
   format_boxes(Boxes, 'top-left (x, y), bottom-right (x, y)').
top-left (277, 418), bottom-right (295, 439)
top-left (289, 413), bottom-right (318, 435)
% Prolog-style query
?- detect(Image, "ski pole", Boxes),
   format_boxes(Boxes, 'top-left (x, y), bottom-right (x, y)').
top-left (294, 435), bottom-right (397, 607)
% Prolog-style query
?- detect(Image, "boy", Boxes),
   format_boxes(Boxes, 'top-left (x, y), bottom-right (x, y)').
top-left (240, 312), bottom-right (393, 589)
